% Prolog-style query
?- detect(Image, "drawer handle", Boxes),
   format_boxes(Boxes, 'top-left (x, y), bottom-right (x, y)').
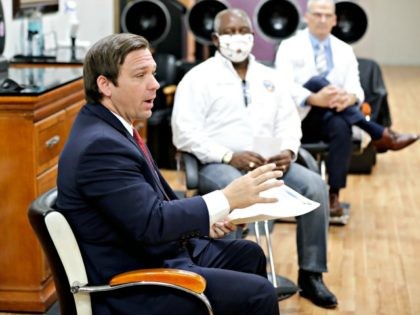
top-left (45, 135), bottom-right (60, 148)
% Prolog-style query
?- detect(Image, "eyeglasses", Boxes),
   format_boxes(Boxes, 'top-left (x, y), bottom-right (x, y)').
top-left (309, 12), bottom-right (334, 19)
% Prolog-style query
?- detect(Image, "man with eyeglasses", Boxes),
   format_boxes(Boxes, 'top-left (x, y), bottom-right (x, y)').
top-left (275, 0), bottom-right (418, 217)
top-left (172, 8), bottom-right (338, 309)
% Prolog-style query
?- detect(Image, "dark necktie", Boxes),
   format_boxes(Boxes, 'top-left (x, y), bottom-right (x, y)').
top-left (132, 128), bottom-right (170, 200)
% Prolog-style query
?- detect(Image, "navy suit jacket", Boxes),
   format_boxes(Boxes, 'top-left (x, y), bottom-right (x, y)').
top-left (56, 103), bottom-right (212, 313)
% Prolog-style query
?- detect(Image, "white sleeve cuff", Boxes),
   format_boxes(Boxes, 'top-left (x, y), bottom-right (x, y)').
top-left (202, 190), bottom-right (230, 227)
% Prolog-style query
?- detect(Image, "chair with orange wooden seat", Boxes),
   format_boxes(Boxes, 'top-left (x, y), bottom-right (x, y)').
top-left (27, 188), bottom-right (213, 315)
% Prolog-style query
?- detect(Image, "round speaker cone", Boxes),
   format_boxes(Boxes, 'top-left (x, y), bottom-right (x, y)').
top-left (121, 0), bottom-right (171, 45)
top-left (0, 1), bottom-right (5, 56)
top-left (255, 0), bottom-right (300, 42)
top-left (187, 0), bottom-right (229, 45)
top-left (332, 1), bottom-right (368, 44)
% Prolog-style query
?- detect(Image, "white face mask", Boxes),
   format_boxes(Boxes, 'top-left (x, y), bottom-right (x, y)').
top-left (217, 33), bottom-right (254, 63)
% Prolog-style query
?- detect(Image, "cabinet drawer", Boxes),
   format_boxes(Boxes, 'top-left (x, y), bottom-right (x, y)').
top-left (65, 100), bottom-right (84, 136)
top-left (35, 110), bottom-right (67, 174)
top-left (37, 165), bottom-right (57, 195)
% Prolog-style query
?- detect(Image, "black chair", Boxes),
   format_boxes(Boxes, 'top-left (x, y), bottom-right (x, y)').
top-left (28, 188), bottom-right (213, 315)
top-left (176, 148), bottom-right (320, 300)
top-left (179, 148), bottom-right (320, 191)
top-left (301, 57), bottom-right (391, 176)
top-left (147, 53), bottom-right (179, 169)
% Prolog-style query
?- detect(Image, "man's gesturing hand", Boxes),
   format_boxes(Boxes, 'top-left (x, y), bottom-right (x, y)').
top-left (222, 163), bottom-right (283, 210)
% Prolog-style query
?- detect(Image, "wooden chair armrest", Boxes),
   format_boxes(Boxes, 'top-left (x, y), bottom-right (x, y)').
top-left (163, 84), bottom-right (177, 96)
top-left (163, 84), bottom-right (177, 106)
top-left (110, 268), bottom-right (206, 294)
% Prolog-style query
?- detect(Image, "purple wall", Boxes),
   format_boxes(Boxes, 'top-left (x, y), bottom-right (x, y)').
top-left (226, 0), bottom-right (308, 62)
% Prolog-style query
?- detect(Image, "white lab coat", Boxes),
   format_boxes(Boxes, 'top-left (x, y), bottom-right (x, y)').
top-left (274, 28), bottom-right (364, 120)
top-left (172, 52), bottom-right (302, 164)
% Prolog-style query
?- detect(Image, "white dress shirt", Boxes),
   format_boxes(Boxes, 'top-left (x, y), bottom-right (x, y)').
top-left (172, 52), bottom-right (302, 164)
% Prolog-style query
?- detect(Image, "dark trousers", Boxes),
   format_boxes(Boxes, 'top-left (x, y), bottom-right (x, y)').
top-left (301, 106), bottom-right (353, 190)
top-left (93, 239), bottom-right (279, 315)
top-left (301, 76), bottom-right (367, 190)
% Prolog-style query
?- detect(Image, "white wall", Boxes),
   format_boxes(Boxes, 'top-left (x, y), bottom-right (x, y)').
top-left (352, 0), bottom-right (420, 66)
top-left (2, 0), bottom-right (420, 65)
top-left (2, 0), bottom-right (115, 58)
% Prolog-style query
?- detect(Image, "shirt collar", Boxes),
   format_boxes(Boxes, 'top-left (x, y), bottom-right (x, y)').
top-left (308, 31), bottom-right (331, 50)
top-left (214, 51), bottom-right (256, 77)
top-left (109, 110), bottom-right (134, 136)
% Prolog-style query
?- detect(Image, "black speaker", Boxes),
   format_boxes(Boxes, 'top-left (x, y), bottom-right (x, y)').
top-left (332, 1), bottom-right (368, 44)
top-left (187, 0), bottom-right (230, 45)
top-left (0, 0), bottom-right (5, 56)
top-left (255, 0), bottom-right (300, 42)
top-left (0, 1), bottom-right (8, 76)
top-left (119, 0), bottom-right (187, 59)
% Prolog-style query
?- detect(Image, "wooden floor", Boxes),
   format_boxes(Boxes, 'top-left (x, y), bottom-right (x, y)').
top-left (1, 66), bottom-right (419, 314)
top-left (272, 66), bottom-right (420, 315)
top-left (167, 66), bottom-right (420, 315)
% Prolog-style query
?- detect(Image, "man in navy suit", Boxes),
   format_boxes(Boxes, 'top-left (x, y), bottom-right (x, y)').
top-left (56, 33), bottom-right (284, 315)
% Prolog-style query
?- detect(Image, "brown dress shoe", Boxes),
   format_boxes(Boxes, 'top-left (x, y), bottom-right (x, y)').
top-left (372, 128), bottom-right (419, 153)
top-left (329, 193), bottom-right (343, 217)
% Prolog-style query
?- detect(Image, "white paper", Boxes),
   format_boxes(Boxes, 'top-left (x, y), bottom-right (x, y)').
top-left (227, 184), bottom-right (320, 224)
top-left (252, 137), bottom-right (282, 158)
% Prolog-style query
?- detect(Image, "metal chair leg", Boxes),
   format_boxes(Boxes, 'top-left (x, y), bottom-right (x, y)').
top-left (254, 221), bottom-right (277, 287)
top-left (264, 220), bottom-right (278, 287)
top-left (254, 221), bottom-right (262, 246)
top-left (253, 221), bottom-right (298, 300)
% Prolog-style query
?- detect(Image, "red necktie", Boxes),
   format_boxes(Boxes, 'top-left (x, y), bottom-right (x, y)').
top-left (133, 128), bottom-right (170, 200)
top-left (133, 128), bottom-right (153, 165)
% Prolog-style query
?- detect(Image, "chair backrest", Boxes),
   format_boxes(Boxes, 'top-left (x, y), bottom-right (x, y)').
top-left (28, 188), bottom-right (92, 315)
top-left (357, 57), bottom-right (392, 127)
top-left (154, 53), bottom-right (178, 86)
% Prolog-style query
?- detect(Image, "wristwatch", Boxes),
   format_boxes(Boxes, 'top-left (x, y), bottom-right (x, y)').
top-left (222, 151), bottom-right (233, 164)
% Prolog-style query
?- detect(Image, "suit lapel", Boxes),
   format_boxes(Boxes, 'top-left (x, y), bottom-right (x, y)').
top-left (84, 103), bottom-right (176, 201)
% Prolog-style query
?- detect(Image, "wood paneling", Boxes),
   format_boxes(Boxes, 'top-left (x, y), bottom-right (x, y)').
top-left (0, 77), bottom-right (84, 312)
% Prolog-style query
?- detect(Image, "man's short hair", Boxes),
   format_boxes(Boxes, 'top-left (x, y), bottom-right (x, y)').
top-left (83, 33), bottom-right (150, 104)
top-left (213, 8), bottom-right (253, 34)
top-left (307, 0), bottom-right (336, 13)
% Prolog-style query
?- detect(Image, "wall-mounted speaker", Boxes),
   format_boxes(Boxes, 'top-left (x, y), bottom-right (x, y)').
top-left (226, 0), bottom-right (300, 62)
top-left (119, 0), bottom-right (187, 59)
top-left (0, 0), bottom-right (8, 77)
top-left (254, 0), bottom-right (300, 43)
top-left (0, 0), bottom-right (5, 56)
top-left (332, 1), bottom-right (368, 44)
top-left (186, 0), bottom-right (230, 45)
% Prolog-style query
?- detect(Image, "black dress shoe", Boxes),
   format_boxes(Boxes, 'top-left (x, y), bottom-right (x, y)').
top-left (273, 275), bottom-right (299, 301)
top-left (298, 270), bottom-right (338, 308)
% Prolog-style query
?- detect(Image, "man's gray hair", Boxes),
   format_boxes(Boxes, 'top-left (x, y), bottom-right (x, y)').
top-left (213, 8), bottom-right (253, 33)
top-left (307, 0), bottom-right (336, 13)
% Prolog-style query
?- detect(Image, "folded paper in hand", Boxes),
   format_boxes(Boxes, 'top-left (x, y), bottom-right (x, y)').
top-left (228, 184), bottom-right (320, 224)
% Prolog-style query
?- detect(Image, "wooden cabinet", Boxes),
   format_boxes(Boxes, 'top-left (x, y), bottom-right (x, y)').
top-left (0, 73), bottom-right (84, 312)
